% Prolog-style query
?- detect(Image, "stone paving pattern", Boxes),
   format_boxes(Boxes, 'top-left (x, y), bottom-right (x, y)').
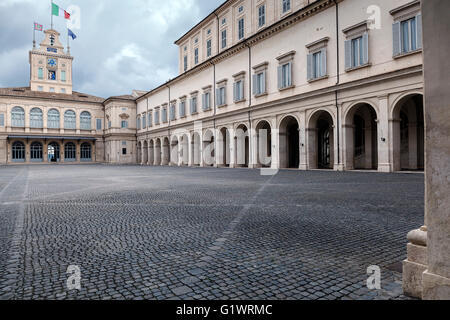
top-left (0, 165), bottom-right (424, 300)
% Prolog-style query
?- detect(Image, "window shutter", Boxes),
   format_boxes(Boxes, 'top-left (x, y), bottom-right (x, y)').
top-left (223, 88), bottom-right (226, 105)
top-left (240, 80), bottom-right (244, 100)
top-left (252, 74), bottom-right (257, 95)
top-left (216, 88), bottom-right (220, 106)
top-left (307, 53), bottom-right (313, 81)
top-left (344, 40), bottom-right (352, 70)
top-left (321, 49), bottom-right (327, 77)
top-left (233, 82), bottom-right (237, 102)
top-left (287, 62), bottom-right (292, 87)
top-left (392, 22), bottom-right (401, 56)
top-left (262, 71), bottom-right (266, 93)
top-left (277, 65), bottom-right (282, 89)
top-left (362, 33), bottom-right (369, 65)
top-left (416, 14), bottom-right (422, 49)
top-left (202, 94), bottom-right (206, 110)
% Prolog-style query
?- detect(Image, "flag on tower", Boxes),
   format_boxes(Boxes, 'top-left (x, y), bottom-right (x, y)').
top-left (52, 2), bottom-right (71, 20)
top-left (68, 29), bottom-right (77, 40)
top-left (34, 22), bottom-right (43, 32)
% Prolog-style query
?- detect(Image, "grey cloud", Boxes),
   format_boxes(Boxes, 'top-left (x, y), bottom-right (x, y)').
top-left (0, 0), bottom-right (225, 97)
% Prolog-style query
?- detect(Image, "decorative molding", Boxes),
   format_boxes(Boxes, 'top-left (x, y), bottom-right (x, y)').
top-left (306, 37), bottom-right (329, 51)
top-left (390, 0), bottom-right (421, 21)
top-left (342, 21), bottom-right (369, 39)
top-left (276, 50), bottom-right (296, 63)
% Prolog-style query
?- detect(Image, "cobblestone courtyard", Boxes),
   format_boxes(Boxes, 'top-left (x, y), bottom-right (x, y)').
top-left (0, 165), bottom-right (424, 300)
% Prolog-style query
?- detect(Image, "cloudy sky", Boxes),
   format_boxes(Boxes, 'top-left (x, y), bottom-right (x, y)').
top-left (0, 0), bottom-right (224, 97)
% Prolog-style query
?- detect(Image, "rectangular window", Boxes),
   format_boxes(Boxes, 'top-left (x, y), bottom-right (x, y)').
top-left (38, 68), bottom-right (43, 80)
top-left (122, 148), bottom-right (127, 155)
top-left (238, 18), bottom-right (245, 40)
top-left (221, 30), bottom-right (227, 49)
top-left (137, 117), bottom-right (141, 130)
top-left (216, 87), bottom-right (226, 106)
top-left (148, 113), bottom-right (152, 127)
top-left (194, 48), bottom-right (199, 64)
top-left (206, 39), bottom-right (212, 57)
top-left (155, 110), bottom-right (160, 125)
top-left (121, 120), bottom-right (128, 128)
top-left (183, 55), bottom-right (188, 72)
top-left (278, 62), bottom-right (292, 89)
top-left (282, 0), bottom-right (291, 13)
top-left (351, 37), bottom-right (363, 68)
top-left (61, 70), bottom-right (66, 82)
top-left (401, 17), bottom-right (417, 53)
top-left (142, 114), bottom-right (146, 128)
top-left (313, 51), bottom-right (322, 79)
top-left (179, 101), bottom-right (186, 117)
top-left (234, 80), bottom-right (244, 102)
top-left (108, 121), bottom-right (112, 128)
top-left (190, 97), bottom-right (197, 114)
top-left (170, 104), bottom-right (176, 121)
top-left (0, 114), bottom-right (4, 127)
top-left (258, 5), bottom-right (265, 28)
top-left (253, 71), bottom-right (266, 96)
top-left (308, 49), bottom-right (327, 80)
top-left (61, 88), bottom-right (66, 93)
top-left (96, 119), bottom-right (102, 130)
top-left (49, 87), bottom-right (55, 92)
top-left (202, 92), bottom-right (211, 110)
top-left (162, 108), bottom-right (168, 123)
top-left (38, 86), bottom-right (43, 91)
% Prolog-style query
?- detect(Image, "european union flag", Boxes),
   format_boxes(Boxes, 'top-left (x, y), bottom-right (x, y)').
top-left (68, 29), bottom-right (77, 40)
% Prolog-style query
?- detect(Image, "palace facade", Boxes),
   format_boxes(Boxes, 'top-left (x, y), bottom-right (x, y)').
top-left (1, 0), bottom-right (424, 172)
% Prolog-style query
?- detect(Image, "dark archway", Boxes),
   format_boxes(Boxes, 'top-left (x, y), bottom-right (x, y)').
top-left (279, 116), bottom-right (299, 169)
top-left (392, 94), bottom-right (424, 171)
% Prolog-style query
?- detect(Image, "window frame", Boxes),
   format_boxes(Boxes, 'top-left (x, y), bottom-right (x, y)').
top-left (258, 4), bottom-right (266, 28)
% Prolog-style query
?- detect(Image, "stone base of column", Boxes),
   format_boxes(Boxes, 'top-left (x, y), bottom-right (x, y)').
top-left (377, 163), bottom-right (391, 173)
top-left (422, 270), bottom-right (450, 300)
top-left (334, 163), bottom-right (345, 171)
top-left (299, 164), bottom-right (308, 170)
top-left (403, 227), bottom-right (428, 299)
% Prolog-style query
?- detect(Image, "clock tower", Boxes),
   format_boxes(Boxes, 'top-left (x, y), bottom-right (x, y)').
top-left (29, 29), bottom-right (73, 94)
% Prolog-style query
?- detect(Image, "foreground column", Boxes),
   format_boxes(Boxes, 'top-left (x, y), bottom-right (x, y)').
top-left (403, 1), bottom-right (450, 300)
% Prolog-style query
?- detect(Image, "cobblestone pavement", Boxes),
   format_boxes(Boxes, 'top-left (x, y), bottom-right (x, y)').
top-left (0, 165), bottom-right (424, 300)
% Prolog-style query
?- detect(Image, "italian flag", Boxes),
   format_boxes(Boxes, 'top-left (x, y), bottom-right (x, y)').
top-left (52, 2), bottom-right (70, 19)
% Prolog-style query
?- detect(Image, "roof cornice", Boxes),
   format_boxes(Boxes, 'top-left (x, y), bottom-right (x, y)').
top-left (137, 0), bottom-right (335, 103)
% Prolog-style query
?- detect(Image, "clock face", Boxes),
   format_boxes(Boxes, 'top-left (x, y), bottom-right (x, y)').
top-left (47, 58), bottom-right (57, 67)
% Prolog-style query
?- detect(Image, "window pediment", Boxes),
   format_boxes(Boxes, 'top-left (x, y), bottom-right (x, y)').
top-left (342, 21), bottom-right (369, 39)
top-left (390, 0), bottom-right (420, 21)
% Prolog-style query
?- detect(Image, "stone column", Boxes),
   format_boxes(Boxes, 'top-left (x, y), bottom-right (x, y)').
top-left (270, 119), bottom-right (279, 170)
top-left (343, 124), bottom-right (354, 170)
top-left (248, 127), bottom-right (257, 169)
top-left (377, 96), bottom-right (391, 172)
top-left (403, 0), bottom-right (450, 300)
top-left (299, 112), bottom-right (307, 170)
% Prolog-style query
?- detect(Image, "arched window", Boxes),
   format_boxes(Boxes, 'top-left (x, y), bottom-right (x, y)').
top-left (80, 142), bottom-right (92, 161)
top-left (30, 142), bottom-right (43, 161)
top-left (48, 109), bottom-right (60, 129)
top-left (30, 108), bottom-right (43, 128)
top-left (80, 111), bottom-right (91, 130)
top-left (11, 107), bottom-right (25, 127)
top-left (64, 142), bottom-right (76, 161)
top-left (12, 141), bottom-right (25, 161)
top-left (64, 110), bottom-right (76, 129)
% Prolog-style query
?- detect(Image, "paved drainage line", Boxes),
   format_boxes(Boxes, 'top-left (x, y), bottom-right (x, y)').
top-left (195, 175), bottom-right (276, 267)
top-left (0, 168), bottom-right (29, 300)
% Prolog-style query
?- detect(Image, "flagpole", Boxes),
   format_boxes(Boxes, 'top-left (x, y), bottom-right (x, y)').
top-left (51, 0), bottom-right (53, 29)
top-left (33, 24), bottom-right (36, 48)
top-left (67, 28), bottom-right (70, 54)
